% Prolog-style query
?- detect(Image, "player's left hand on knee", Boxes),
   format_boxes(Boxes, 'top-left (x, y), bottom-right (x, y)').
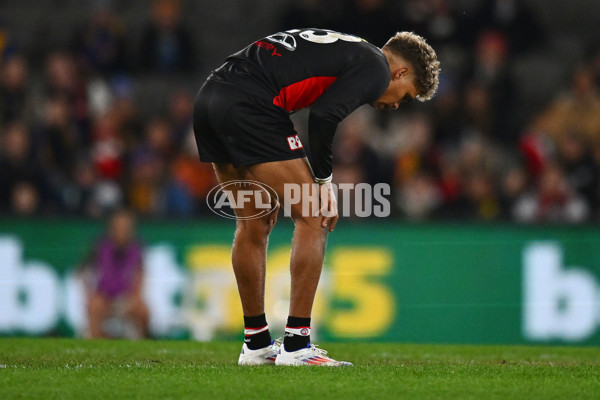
top-left (318, 182), bottom-right (338, 232)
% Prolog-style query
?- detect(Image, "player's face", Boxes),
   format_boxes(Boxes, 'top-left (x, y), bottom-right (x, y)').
top-left (372, 72), bottom-right (418, 111)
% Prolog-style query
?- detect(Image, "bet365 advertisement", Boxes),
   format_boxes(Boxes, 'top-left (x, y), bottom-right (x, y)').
top-left (1, 219), bottom-right (600, 345)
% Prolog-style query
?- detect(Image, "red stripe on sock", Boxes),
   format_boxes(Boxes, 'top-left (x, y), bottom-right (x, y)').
top-left (245, 325), bottom-right (268, 330)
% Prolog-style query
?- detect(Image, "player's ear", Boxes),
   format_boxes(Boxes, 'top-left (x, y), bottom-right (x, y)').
top-left (392, 67), bottom-right (409, 80)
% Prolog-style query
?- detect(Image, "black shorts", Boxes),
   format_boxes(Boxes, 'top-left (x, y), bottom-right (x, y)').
top-left (193, 80), bottom-right (306, 167)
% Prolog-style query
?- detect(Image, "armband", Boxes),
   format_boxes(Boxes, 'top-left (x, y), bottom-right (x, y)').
top-left (314, 175), bottom-right (333, 185)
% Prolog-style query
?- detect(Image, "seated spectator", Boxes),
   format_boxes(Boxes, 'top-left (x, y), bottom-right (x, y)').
top-left (168, 90), bottom-right (193, 150)
top-left (398, 173), bottom-right (441, 220)
top-left (10, 181), bottom-right (40, 216)
top-left (91, 110), bottom-right (124, 180)
top-left (36, 93), bottom-right (80, 179)
top-left (0, 121), bottom-right (47, 214)
top-left (73, 6), bottom-right (128, 75)
top-left (462, 171), bottom-right (500, 220)
top-left (0, 54), bottom-right (30, 124)
top-left (139, 0), bottom-right (194, 74)
top-left (499, 165), bottom-right (529, 219)
top-left (536, 67), bottom-right (600, 148)
top-left (168, 131), bottom-right (217, 215)
top-left (513, 163), bottom-right (589, 223)
top-left (556, 132), bottom-right (599, 208)
top-left (127, 119), bottom-right (172, 215)
top-left (84, 209), bottom-right (148, 338)
top-left (463, 31), bottom-right (515, 141)
top-left (431, 76), bottom-right (462, 147)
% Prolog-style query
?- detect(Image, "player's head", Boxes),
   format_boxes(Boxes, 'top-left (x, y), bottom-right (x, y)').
top-left (374, 32), bottom-right (440, 110)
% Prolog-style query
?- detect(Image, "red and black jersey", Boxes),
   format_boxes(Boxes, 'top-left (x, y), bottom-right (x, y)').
top-left (208, 28), bottom-right (390, 179)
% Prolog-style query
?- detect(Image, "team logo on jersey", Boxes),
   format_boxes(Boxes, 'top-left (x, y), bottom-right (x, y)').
top-left (287, 135), bottom-right (303, 150)
top-left (266, 32), bottom-right (297, 51)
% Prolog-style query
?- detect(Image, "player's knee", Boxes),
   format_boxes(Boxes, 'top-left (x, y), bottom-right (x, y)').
top-left (235, 215), bottom-right (273, 243)
top-left (291, 212), bottom-right (325, 232)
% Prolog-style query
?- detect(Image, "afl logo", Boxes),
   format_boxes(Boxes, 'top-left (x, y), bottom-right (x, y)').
top-left (206, 180), bottom-right (279, 220)
top-left (300, 328), bottom-right (309, 336)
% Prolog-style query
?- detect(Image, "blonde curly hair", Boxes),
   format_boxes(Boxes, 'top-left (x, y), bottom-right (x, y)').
top-left (383, 32), bottom-right (440, 102)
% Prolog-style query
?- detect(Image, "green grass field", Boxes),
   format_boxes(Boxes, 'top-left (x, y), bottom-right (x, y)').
top-left (1, 338), bottom-right (599, 399)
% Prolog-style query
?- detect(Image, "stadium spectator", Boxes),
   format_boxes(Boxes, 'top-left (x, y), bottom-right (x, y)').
top-left (73, 6), bottom-right (128, 75)
top-left (168, 131), bottom-right (217, 215)
top-left (139, 0), bottom-right (194, 74)
top-left (10, 181), bottom-right (40, 216)
top-left (0, 54), bottom-right (31, 124)
top-left (556, 132), bottom-right (599, 209)
top-left (110, 76), bottom-right (144, 150)
top-left (333, 111), bottom-right (372, 186)
top-left (430, 76), bottom-right (462, 147)
top-left (535, 67), bottom-right (600, 147)
top-left (84, 209), bottom-right (148, 339)
top-left (167, 90), bottom-right (194, 151)
top-left (393, 112), bottom-right (440, 186)
top-left (0, 121), bottom-right (46, 214)
top-left (90, 110), bottom-right (125, 181)
top-left (398, 173), bottom-right (441, 220)
top-left (437, 156), bottom-right (462, 211)
top-left (68, 158), bottom-right (102, 216)
top-left (31, 51), bottom-right (91, 140)
top-left (464, 30), bottom-right (515, 141)
top-left (36, 93), bottom-right (80, 181)
top-left (513, 163), bottom-right (589, 223)
top-left (499, 165), bottom-right (529, 219)
top-left (127, 119), bottom-right (171, 215)
top-left (460, 171), bottom-right (501, 220)
top-left (392, 112), bottom-right (443, 219)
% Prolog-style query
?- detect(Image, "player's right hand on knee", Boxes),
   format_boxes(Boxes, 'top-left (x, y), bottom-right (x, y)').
top-left (317, 182), bottom-right (338, 232)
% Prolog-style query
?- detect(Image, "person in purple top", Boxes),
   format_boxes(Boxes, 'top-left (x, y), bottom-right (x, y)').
top-left (86, 209), bottom-right (148, 338)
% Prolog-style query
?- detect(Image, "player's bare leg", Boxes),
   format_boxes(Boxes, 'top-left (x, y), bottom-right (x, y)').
top-left (213, 163), bottom-right (279, 317)
top-left (213, 163), bottom-right (280, 365)
top-left (215, 158), bottom-right (348, 365)
top-left (245, 158), bottom-right (348, 365)
top-left (246, 158), bottom-right (333, 319)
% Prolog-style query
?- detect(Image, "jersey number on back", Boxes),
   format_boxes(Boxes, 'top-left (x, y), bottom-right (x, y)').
top-left (266, 29), bottom-right (362, 51)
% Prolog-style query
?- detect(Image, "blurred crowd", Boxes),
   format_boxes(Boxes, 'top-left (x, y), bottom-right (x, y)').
top-left (0, 0), bottom-right (216, 218)
top-left (1, 0), bottom-right (600, 223)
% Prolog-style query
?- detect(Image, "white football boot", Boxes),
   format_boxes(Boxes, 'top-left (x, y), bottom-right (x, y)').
top-left (237, 339), bottom-right (281, 366)
top-left (275, 343), bottom-right (353, 366)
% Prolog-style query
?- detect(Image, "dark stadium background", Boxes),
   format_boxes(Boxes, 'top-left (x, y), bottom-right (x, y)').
top-left (1, 0), bottom-right (600, 345)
